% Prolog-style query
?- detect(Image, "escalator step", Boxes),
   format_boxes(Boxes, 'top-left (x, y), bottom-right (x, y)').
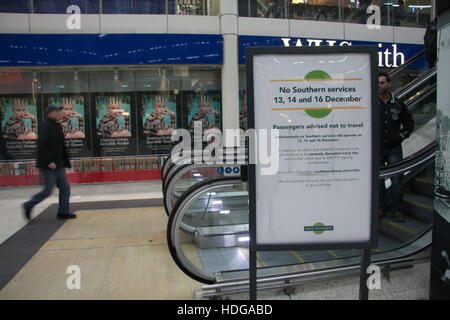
top-left (413, 177), bottom-right (435, 198)
top-left (378, 214), bottom-right (429, 244)
top-left (404, 193), bottom-right (434, 223)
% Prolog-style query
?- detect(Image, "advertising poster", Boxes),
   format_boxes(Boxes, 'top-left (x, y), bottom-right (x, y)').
top-left (186, 93), bottom-right (221, 134)
top-left (93, 95), bottom-right (137, 156)
top-left (45, 95), bottom-right (92, 157)
top-left (0, 96), bottom-right (38, 160)
top-left (138, 94), bottom-right (177, 155)
top-left (248, 47), bottom-right (377, 248)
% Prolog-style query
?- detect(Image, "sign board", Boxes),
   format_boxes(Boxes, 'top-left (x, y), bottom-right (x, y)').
top-left (246, 46), bottom-right (378, 250)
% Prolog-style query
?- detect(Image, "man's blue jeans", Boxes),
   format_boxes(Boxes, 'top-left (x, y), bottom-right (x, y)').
top-left (25, 168), bottom-right (70, 214)
top-left (379, 146), bottom-right (404, 212)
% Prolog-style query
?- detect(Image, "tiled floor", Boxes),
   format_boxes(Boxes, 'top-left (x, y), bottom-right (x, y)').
top-left (0, 204), bottom-right (203, 299)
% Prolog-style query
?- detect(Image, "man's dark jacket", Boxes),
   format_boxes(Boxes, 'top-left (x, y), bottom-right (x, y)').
top-left (36, 118), bottom-right (70, 169)
top-left (379, 93), bottom-right (414, 149)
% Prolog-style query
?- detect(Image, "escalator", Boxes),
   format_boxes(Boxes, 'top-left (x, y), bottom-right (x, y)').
top-left (163, 51), bottom-right (436, 217)
top-left (163, 52), bottom-right (438, 293)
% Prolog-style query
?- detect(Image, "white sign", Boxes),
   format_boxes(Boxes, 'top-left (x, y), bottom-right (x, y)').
top-left (252, 51), bottom-right (374, 245)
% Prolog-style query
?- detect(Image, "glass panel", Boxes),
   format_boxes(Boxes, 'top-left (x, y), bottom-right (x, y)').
top-left (289, 0), bottom-right (340, 22)
top-left (88, 69), bottom-right (136, 93)
top-left (40, 70), bottom-right (89, 94)
top-left (34, 0), bottom-right (100, 14)
top-left (398, 0), bottom-right (432, 28)
top-left (131, 0), bottom-right (166, 14)
top-left (0, 0), bottom-right (29, 13)
top-left (247, 0), bottom-right (287, 18)
top-left (102, 0), bottom-right (132, 14)
top-left (0, 69), bottom-right (39, 95)
top-left (175, 0), bottom-right (220, 15)
top-left (343, 0), bottom-right (432, 28)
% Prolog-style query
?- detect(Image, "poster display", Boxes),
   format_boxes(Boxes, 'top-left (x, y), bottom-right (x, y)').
top-left (45, 95), bottom-right (92, 157)
top-left (247, 46), bottom-right (378, 248)
top-left (138, 94), bottom-right (178, 155)
top-left (93, 95), bottom-right (137, 156)
top-left (0, 96), bottom-right (38, 160)
top-left (186, 93), bottom-right (221, 134)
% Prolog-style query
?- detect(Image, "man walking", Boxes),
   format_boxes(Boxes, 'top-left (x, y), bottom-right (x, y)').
top-left (23, 105), bottom-right (76, 220)
top-left (378, 73), bottom-right (414, 222)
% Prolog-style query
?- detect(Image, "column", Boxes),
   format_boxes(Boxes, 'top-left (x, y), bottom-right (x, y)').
top-left (220, 0), bottom-right (240, 145)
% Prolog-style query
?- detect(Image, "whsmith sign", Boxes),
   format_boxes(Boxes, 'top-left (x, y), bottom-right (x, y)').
top-left (239, 35), bottom-right (426, 70)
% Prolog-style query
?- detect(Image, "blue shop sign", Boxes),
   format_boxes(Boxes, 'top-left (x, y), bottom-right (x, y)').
top-left (0, 34), bottom-right (223, 66)
top-left (239, 35), bottom-right (427, 70)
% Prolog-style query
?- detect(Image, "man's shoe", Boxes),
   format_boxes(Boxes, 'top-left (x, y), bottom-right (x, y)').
top-left (392, 211), bottom-right (405, 222)
top-left (57, 213), bottom-right (77, 220)
top-left (23, 203), bottom-right (32, 221)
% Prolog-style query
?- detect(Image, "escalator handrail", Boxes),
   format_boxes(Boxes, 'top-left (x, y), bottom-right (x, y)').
top-left (395, 67), bottom-right (436, 100)
top-left (167, 147), bottom-right (436, 284)
top-left (403, 83), bottom-right (436, 113)
top-left (163, 149), bottom-right (247, 190)
top-left (161, 155), bottom-right (173, 181)
top-left (379, 141), bottom-right (436, 178)
top-left (168, 175), bottom-right (432, 285)
top-left (164, 162), bottom-right (247, 216)
top-left (167, 177), bottom-right (244, 284)
top-left (387, 49), bottom-right (426, 79)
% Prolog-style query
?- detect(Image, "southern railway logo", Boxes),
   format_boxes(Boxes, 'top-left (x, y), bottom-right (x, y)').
top-left (304, 222), bottom-right (334, 235)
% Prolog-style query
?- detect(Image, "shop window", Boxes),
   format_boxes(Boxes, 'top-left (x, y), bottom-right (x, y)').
top-left (0, 66), bottom-right (222, 186)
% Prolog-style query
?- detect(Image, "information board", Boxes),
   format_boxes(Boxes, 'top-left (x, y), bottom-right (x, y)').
top-left (247, 46), bottom-right (378, 249)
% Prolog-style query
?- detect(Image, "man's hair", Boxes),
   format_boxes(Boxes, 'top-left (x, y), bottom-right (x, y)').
top-left (378, 72), bottom-right (391, 82)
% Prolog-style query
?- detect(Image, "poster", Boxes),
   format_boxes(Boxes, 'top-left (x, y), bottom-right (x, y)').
top-left (93, 95), bottom-right (137, 156)
top-left (138, 94), bottom-right (178, 155)
top-left (248, 47), bottom-right (377, 248)
top-left (0, 96), bottom-right (38, 160)
top-left (186, 93), bottom-right (221, 134)
top-left (46, 95), bottom-right (92, 157)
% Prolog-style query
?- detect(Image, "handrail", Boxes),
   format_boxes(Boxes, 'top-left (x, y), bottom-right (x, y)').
top-left (163, 162), bottom-right (245, 216)
top-left (167, 177), bottom-right (243, 284)
top-left (388, 49), bottom-right (426, 79)
top-left (167, 168), bottom-right (431, 284)
top-left (167, 145), bottom-right (435, 284)
top-left (379, 141), bottom-right (436, 178)
top-left (395, 67), bottom-right (436, 99)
